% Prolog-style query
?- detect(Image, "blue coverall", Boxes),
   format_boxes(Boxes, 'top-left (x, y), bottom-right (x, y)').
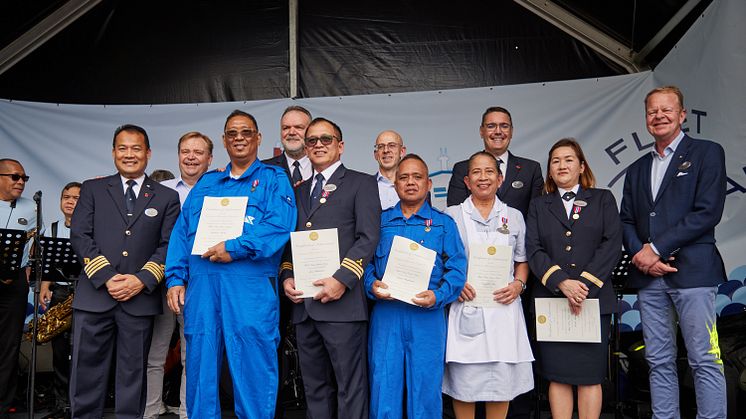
top-left (166, 161), bottom-right (296, 418)
top-left (364, 201), bottom-right (467, 419)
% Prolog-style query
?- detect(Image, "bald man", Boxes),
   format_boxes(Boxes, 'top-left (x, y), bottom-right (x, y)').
top-left (373, 130), bottom-right (406, 210)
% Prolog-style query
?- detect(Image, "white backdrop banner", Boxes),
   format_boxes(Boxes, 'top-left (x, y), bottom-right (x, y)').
top-left (1, 0), bottom-right (743, 290)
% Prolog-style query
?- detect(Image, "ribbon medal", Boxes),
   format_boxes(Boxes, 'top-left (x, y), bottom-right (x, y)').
top-left (320, 190), bottom-right (330, 204)
top-left (425, 219), bottom-right (432, 232)
top-left (572, 205), bottom-right (582, 220)
top-left (251, 179), bottom-right (259, 192)
top-left (498, 216), bottom-right (510, 234)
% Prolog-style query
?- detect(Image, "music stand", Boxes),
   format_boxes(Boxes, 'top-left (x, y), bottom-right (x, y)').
top-left (36, 236), bottom-right (82, 283)
top-left (610, 252), bottom-right (632, 419)
top-left (28, 236), bottom-right (81, 418)
top-left (0, 228), bottom-right (27, 279)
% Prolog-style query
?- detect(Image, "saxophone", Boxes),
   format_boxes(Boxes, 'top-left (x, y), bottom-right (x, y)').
top-left (24, 292), bottom-right (74, 343)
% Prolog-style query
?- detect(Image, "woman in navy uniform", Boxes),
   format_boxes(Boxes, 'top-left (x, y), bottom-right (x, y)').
top-left (525, 138), bottom-right (621, 419)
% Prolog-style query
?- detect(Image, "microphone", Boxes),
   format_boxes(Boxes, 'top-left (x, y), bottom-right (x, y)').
top-left (33, 190), bottom-right (42, 203)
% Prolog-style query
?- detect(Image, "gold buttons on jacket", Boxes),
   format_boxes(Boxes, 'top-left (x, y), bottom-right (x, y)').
top-left (565, 231), bottom-right (572, 237)
top-left (122, 251), bottom-right (129, 257)
top-left (125, 230), bottom-right (131, 236)
top-left (305, 222), bottom-right (312, 228)
top-left (565, 245), bottom-right (572, 252)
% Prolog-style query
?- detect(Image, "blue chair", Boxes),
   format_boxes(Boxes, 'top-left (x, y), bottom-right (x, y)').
top-left (727, 265), bottom-right (746, 284)
top-left (720, 303), bottom-right (746, 317)
top-left (621, 310), bottom-right (641, 331)
top-left (622, 294), bottom-right (638, 307)
top-left (717, 279), bottom-right (742, 297)
top-left (730, 286), bottom-right (746, 305)
top-left (715, 294), bottom-right (731, 316)
top-left (617, 300), bottom-right (632, 314)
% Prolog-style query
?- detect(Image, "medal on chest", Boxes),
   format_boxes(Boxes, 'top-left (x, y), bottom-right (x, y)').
top-left (251, 179), bottom-right (259, 193)
top-left (497, 216), bottom-right (509, 234)
top-left (319, 190), bottom-right (330, 204)
top-left (424, 219), bottom-right (432, 232)
top-left (572, 205), bottom-right (582, 220)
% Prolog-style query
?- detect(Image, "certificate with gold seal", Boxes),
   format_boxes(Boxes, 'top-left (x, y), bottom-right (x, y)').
top-left (191, 196), bottom-right (249, 255)
top-left (381, 235), bottom-right (436, 305)
top-left (535, 298), bottom-right (601, 343)
top-left (290, 228), bottom-right (340, 297)
top-left (465, 242), bottom-right (512, 307)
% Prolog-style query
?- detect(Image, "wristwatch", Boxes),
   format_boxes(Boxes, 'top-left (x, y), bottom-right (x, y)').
top-left (513, 278), bottom-right (526, 294)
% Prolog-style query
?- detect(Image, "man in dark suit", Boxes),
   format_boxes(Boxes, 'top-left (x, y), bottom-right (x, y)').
top-left (263, 105), bottom-right (313, 187)
top-left (281, 117), bottom-right (381, 419)
top-left (70, 125), bottom-right (181, 419)
top-left (620, 86), bottom-right (727, 418)
top-left (448, 106), bottom-right (543, 418)
top-left (446, 106), bottom-right (543, 216)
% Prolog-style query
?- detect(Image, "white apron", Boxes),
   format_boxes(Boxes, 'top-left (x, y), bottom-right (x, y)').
top-left (445, 198), bottom-right (534, 364)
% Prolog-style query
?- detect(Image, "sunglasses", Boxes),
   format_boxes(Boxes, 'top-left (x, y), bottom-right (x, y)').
top-left (224, 129), bottom-right (257, 140)
top-left (0, 173), bottom-right (29, 182)
top-left (304, 135), bottom-right (338, 146)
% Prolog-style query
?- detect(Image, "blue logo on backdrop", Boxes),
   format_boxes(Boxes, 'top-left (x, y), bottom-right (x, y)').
top-left (602, 109), bottom-right (745, 195)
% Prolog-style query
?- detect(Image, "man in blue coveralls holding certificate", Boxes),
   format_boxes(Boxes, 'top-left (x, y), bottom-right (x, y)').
top-left (165, 110), bottom-right (297, 418)
top-left (365, 154), bottom-right (467, 419)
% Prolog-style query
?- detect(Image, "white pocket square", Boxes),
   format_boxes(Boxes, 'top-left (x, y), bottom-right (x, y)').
top-left (676, 172), bottom-right (689, 177)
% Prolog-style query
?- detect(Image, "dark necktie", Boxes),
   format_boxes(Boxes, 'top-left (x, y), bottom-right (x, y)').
top-left (562, 191), bottom-right (576, 201)
top-left (125, 179), bottom-right (137, 215)
top-left (292, 160), bottom-right (303, 184)
top-left (496, 158), bottom-right (505, 193)
top-left (310, 173), bottom-right (324, 207)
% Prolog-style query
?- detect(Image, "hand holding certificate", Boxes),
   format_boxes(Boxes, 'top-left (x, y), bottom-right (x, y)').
top-left (535, 298), bottom-right (601, 343)
top-left (290, 228), bottom-right (340, 297)
top-left (192, 196), bottom-right (248, 255)
top-left (465, 242), bottom-right (512, 307)
top-left (380, 235), bottom-right (436, 305)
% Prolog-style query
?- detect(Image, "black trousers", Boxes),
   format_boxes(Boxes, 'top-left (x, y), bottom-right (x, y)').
top-left (70, 305), bottom-right (153, 419)
top-left (0, 271), bottom-right (28, 414)
top-left (295, 319), bottom-right (368, 419)
top-left (49, 284), bottom-right (73, 410)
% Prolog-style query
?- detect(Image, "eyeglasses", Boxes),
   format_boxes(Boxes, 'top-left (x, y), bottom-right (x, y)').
top-left (224, 129), bottom-right (257, 140)
top-left (483, 123), bottom-right (512, 131)
top-left (305, 135), bottom-right (338, 146)
top-left (0, 173), bottom-right (29, 182)
top-left (374, 142), bottom-right (401, 152)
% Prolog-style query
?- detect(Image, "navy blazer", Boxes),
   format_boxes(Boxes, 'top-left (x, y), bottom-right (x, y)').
top-left (281, 164), bottom-right (381, 323)
top-left (447, 151), bottom-right (543, 217)
top-left (71, 174), bottom-right (181, 316)
top-left (526, 188), bottom-right (622, 314)
top-left (620, 135), bottom-right (727, 289)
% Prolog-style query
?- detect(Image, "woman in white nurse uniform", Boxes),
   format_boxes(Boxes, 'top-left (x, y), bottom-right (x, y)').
top-left (442, 151), bottom-right (534, 419)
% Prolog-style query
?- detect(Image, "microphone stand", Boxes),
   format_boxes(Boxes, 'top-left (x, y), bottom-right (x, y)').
top-left (28, 191), bottom-right (42, 419)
